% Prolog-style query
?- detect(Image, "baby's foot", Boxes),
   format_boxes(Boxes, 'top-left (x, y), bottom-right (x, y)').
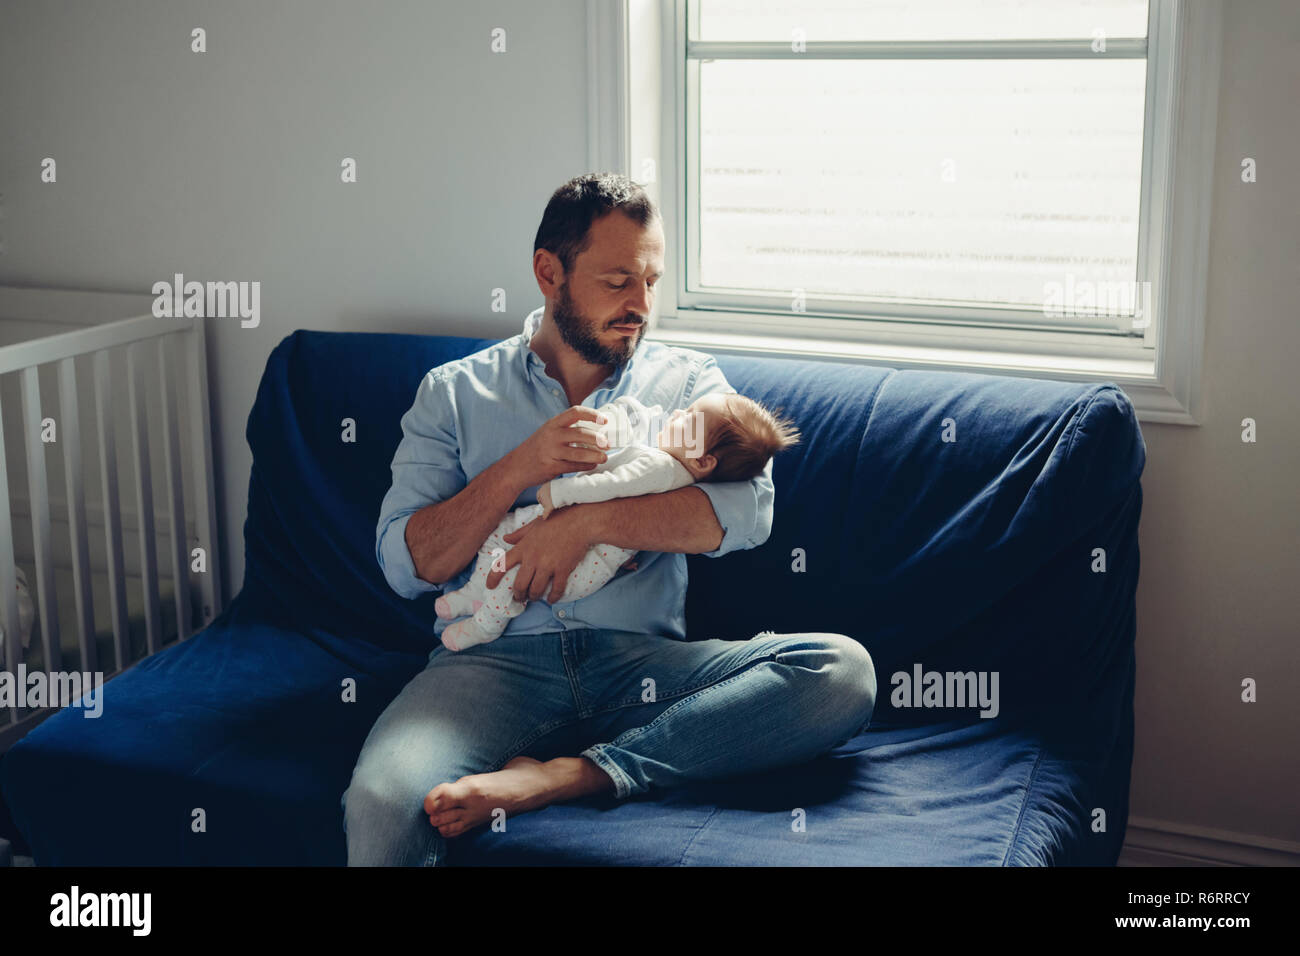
top-left (441, 617), bottom-right (494, 652)
top-left (435, 594), bottom-right (481, 620)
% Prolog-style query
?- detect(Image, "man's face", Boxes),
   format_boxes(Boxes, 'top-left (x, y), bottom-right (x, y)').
top-left (550, 211), bottom-right (665, 368)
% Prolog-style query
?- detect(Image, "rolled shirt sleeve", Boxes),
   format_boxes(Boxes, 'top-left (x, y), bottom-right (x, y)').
top-left (686, 356), bottom-right (776, 558)
top-left (375, 370), bottom-right (467, 598)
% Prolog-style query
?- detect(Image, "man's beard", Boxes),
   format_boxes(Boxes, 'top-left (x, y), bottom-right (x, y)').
top-left (552, 279), bottom-right (644, 368)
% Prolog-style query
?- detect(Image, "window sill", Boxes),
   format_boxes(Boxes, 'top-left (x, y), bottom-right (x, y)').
top-left (649, 314), bottom-right (1196, 426)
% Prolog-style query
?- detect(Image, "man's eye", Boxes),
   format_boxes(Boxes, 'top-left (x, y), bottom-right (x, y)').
top-left (607, 281), bottom-right (625, 290)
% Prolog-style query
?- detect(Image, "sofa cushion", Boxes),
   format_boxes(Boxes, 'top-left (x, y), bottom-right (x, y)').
top-left (3, 587), bottom-right (1129, 865)
top-left (1, 580), bottom-right (425, 865)
top-left (448, 715), bottom-right (1126, 866)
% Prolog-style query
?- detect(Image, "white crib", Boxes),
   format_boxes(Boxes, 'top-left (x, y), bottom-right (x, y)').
top-left (0, 286), bottom-right (223, 751)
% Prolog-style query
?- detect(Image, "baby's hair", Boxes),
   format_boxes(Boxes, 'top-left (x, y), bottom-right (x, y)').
top-left (705, 394), bottom-right (802, 482)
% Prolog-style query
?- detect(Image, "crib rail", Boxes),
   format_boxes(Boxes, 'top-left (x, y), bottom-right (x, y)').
top-left (0, 312), bottom-right (222, 749)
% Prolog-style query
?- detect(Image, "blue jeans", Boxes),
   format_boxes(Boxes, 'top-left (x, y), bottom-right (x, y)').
top-left (341, 627), bottom-right (876, 866)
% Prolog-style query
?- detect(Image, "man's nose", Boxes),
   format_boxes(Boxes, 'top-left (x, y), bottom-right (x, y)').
top-left (623, 282), bottom-right (653, 316)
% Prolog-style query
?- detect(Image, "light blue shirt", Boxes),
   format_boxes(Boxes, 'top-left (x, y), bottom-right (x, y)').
top-left (375, 306), bottom-right (776, 640)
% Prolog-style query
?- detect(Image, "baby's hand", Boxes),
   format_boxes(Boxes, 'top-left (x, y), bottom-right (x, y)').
top-left (538, 481), bottom-right (555, 519)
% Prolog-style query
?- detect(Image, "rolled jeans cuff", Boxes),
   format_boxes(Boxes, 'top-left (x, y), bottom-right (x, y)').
top-left (580, 743), bottom-right (635, 800)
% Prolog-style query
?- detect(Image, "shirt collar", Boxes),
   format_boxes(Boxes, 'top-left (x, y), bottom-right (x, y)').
top-left (520, 306), bottom-right (636, 388)
top-left (521, 307), bottom-right (543, 366)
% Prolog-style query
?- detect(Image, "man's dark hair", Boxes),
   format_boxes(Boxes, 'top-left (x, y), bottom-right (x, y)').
top-left (533, 173), bottom-right (660, 277)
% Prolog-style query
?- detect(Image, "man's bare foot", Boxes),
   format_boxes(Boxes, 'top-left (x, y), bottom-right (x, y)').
top-left (423, 755), bottom-right (614, 839)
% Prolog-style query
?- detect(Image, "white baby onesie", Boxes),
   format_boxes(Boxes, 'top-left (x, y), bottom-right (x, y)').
top-left (435, 401), bottom-right (693, 652)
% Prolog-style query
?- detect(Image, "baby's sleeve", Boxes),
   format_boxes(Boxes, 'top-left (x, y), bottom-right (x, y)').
top-left (550, 448), bottom-right (687, 508)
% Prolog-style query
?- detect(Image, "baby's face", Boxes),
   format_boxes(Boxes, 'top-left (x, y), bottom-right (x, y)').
top-left (656, 393), bottom-right (733, 461)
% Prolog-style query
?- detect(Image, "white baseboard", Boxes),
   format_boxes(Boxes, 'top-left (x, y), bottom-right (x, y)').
top-left (1119, 815), bottom-right (1300, 866)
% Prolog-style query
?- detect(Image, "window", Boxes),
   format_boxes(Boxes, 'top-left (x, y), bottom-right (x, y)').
top-left (594, 0), bottom-right (1223, 423)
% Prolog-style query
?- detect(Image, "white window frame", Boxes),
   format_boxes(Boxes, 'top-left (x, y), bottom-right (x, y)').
top-left (588, 0), bottom-right (1222, 424)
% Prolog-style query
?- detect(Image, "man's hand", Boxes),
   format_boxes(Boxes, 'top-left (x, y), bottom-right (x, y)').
top-left (485, 505), bottom-right (595, 604)
top-left (501, 406), bottom-right (608, 489)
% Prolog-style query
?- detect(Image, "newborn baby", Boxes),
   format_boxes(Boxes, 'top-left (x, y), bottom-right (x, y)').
top-left (434, 392), bottom-right (800, 651)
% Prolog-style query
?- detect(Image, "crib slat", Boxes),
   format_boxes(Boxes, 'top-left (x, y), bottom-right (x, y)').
top-left (157, 336), bottom-right (192, 640)
top-left (0, 396), bottom-right (20, 725)
top-left (126, 342), bottom-right (162, 656)
top-left (58, 357), bottom-right (98, 672)
top-left (94, 349), bottom-right (130, 671)
top-left (20, 366), bottom-right (61, 673)
top-left (186, 321), bottom-right (221, 625)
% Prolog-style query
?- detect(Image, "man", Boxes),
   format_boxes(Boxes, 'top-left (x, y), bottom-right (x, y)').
top-left (343, 173), bottom-right (876, 866)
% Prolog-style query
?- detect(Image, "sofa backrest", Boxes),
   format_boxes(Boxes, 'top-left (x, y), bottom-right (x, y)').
top-left (242, 329), bottom-right (1145, 726)
top-left (683, 353), bottom-right (1145, 727)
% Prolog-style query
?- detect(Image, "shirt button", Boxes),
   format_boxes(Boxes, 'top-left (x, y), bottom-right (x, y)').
top-left (557, 609), bottom-right (566, 619)
top-left (552, 388), bottom-right (560, 396)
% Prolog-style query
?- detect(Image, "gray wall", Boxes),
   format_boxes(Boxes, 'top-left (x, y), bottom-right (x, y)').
top-left (1, 0), bottom-right (1296, 854)
top-left (1129, 2), bottom-right (1300, 851)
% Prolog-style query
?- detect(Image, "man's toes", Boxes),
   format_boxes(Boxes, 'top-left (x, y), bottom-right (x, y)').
top-left (429, 777), bottom-right (478, 813)
top-left (424, 782), bottom-right (460, 815)
top-left (428, 791), bottom-right (471, 825)
top-left (430, 809), bottom-right (463, 832)
top-left (435, 816), bottom-right (470, 838)
top-left (427, 806), bottom-right (458, 826)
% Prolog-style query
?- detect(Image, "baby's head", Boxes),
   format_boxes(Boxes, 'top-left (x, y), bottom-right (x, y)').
top-left (655, 392), bottom-right (801, 482)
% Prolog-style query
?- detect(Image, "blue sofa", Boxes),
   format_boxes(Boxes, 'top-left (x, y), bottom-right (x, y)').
top-left (0, 327), bottom-right (1144, 865)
